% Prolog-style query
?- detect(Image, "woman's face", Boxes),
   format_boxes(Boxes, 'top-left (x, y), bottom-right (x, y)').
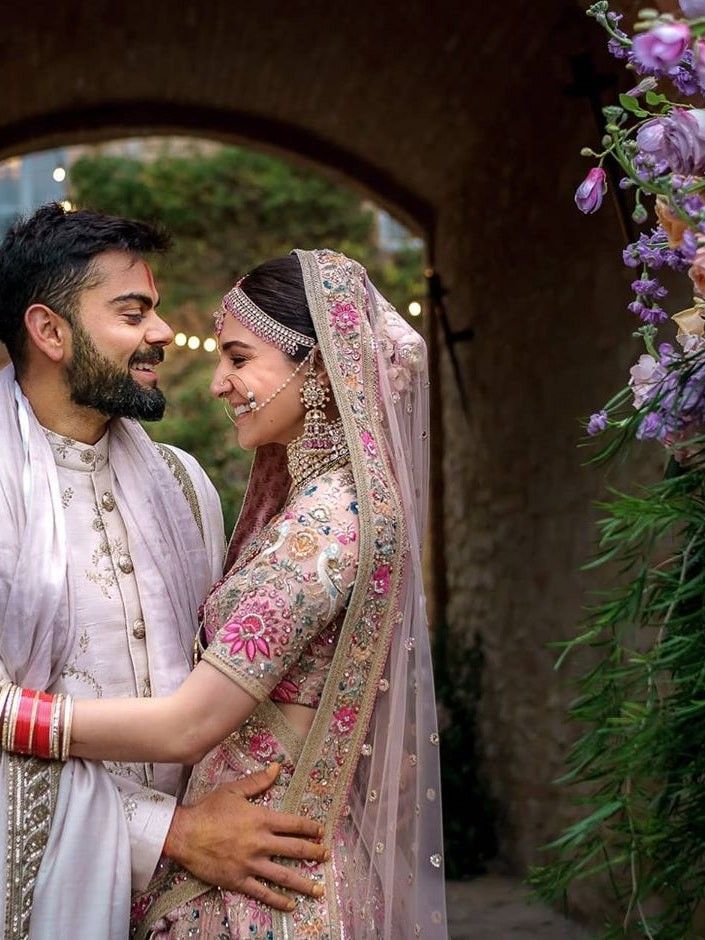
top-left (210, 314), bottom-right (311, 450)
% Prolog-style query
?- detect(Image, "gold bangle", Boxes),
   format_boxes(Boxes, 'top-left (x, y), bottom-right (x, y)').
top-left (60, 696), bottom-right (74, 762)
top-left (50, 694), bottom-right (63, 761)
top-left (5, 686), bottom-right (21, 754)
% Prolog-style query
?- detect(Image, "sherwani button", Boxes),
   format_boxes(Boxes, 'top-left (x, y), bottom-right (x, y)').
top-left (101, 492), bottom-right (115, 511)
top-left (118, 554), bottom-right (134, 574)
top-left (132, 619), bottom-right (146, 640)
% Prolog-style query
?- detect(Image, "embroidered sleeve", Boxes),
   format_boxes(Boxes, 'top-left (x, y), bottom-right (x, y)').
top-left (202, 475), bottom-right (358, 702)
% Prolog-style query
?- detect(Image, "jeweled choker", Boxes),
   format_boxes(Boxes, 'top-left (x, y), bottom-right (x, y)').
top-left (286, 417), bottom-right (350, 492)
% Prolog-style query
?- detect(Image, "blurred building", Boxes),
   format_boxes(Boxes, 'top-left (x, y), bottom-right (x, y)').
top-left (0, 149), bottom-right (68, 236)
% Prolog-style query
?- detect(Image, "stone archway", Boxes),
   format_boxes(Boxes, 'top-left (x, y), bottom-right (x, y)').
top-left (0, 0), bottom-right (638, 905)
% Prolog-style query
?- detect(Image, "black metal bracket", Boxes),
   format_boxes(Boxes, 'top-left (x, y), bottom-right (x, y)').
top-left (425, 268), bottom-right (471, 415)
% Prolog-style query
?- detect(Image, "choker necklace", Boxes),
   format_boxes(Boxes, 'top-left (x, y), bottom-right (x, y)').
top-left (286, 417), bottom-right (350, 492)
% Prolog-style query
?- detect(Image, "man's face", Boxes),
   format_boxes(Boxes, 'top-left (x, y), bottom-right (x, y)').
top-left (66, 251), bottom-right (174, 421)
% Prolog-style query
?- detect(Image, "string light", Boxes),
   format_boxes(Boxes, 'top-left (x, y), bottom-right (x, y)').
top-left (187, 336), bottom-right (201, 350)
top-left (408, 301), bottom-right (422, 318)
top-left (53, 167), bottom-right (66, 182)
top-left (203, 338), bottom-right (217, 353)
top-left (174, 332), bottom-right (187, 347)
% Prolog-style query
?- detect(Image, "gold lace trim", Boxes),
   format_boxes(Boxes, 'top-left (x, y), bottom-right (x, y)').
top-left (4, 756), bottom-right (62, 939)
top-left (155, 444), bottom-right (204, 540)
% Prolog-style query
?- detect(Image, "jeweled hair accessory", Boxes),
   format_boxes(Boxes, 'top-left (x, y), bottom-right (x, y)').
top-left (216, 277), bottom-right (316, 357)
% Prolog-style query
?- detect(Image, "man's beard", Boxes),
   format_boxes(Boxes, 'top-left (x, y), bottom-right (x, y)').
top-left (66, 321), bottom-right (167, 422)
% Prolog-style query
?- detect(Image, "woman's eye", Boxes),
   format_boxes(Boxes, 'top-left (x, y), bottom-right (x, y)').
top-left (229, 356), bottom-right (246, 367)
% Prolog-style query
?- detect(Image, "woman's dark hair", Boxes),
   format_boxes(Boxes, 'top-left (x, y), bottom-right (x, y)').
top-left (0, 202), bottom-right (170, 373)
top-left (240, 255), bottom-right (316, 361)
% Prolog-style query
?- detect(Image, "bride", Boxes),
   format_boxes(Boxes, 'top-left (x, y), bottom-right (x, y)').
top-left (6, 249), bottom-right (446, 939)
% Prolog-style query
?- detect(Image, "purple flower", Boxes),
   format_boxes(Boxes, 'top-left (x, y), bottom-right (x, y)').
top-left (637, 111), bottom-right (705, 176)
top-left (631, 278), bottom-right (668, 299)
top-left (608, 37), bottom-right (630, 60)
top-left (695, 40), bottom-right (705, 91)
top-left (587, 411), bottom-right (609, 436)
top-left (575, 167), bottom-right (607, 214)
top-left (637, 411), bottom-right (665, 440)
top-left (680, 0), bottom-right (705, 16)
top-left (641, 305), bottom-right (669, 325)
top-left (670, 53), bottom-right (699, 97)
top-left (632, 22), bottom-right (691, 71)
top-left (682, 228), bottom-right (699, 261)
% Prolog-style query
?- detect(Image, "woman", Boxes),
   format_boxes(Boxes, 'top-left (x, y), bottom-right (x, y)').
top-left (5, 249), bottom-right (446, 939)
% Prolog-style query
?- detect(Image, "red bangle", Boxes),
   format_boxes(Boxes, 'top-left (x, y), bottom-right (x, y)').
top-left (33, 696), bottom-right (54, 760)
top-left (13, 690), bottom-right (36, 754)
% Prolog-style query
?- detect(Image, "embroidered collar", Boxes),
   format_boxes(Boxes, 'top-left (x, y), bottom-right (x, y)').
top-left (42, 426), bottom-right (109, 473)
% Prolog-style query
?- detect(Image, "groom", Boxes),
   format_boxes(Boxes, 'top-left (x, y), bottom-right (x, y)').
top-left (0, 203), bottom-right (325, 929)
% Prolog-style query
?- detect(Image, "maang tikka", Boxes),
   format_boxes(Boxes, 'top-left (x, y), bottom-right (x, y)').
top-left (287, 354), bottom-right (348, 490)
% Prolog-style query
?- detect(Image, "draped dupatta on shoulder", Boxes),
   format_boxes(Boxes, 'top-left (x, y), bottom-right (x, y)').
top-left (0, 364), bottom-right (214, 938)
top-left (218, 251), bottom-right (447, 939)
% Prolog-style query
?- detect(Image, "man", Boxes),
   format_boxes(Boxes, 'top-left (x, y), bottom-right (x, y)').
top-left (0, 204), bottom-right (325, 937)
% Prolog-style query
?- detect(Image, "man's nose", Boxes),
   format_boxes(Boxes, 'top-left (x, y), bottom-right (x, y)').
top-left (145, 311), bottom-right (174, 347)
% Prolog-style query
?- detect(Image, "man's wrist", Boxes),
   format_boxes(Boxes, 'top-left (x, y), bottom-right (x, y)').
top-left (163, 805), bottom-right (190, 863)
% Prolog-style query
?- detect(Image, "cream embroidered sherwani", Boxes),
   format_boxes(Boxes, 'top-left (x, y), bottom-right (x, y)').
top-left (42, 427), bottom-right (224, 890)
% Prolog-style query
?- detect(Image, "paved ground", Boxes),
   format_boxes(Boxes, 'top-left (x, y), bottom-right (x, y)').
top-left (447, 877), bottom-right (593, 939)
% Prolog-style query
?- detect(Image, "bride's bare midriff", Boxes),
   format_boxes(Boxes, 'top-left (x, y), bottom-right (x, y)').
top-left (275, 702), bottom-right (317, 738)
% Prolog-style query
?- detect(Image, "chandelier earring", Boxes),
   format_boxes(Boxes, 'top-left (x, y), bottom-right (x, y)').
top-left (287, 353), bottom-right (349, 490)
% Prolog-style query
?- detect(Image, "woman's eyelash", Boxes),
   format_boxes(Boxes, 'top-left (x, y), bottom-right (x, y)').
top-left (229, 355), bottom-right (246, 366)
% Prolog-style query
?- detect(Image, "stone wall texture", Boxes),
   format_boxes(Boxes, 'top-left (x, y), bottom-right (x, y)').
top-left (0, 0), bottom-right (663, 918)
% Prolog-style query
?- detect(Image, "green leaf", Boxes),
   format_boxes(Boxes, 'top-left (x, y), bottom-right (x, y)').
top-left (618, 93), bottom-right (649, 118)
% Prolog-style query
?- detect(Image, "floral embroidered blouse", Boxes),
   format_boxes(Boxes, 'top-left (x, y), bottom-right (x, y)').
top-left (201, 465), bottom-right (359, 708)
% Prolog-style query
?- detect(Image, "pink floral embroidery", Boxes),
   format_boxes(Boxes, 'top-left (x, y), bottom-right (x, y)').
top-left (361, 430), bottom-right (377, 456)
top-left (330, 302), bottom-right (360, 335)
top-left (249, 731), bottom-right (279, 763)
top-left (271, 677), bottom-right (299, 703)
top-left (333, 705), bottom-right (358, 735)
top-left (372, 564), bottom-right (391, 596)
top-left (221, 599), bottom-right (277, 661)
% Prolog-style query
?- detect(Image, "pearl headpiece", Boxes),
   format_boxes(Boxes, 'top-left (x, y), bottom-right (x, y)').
top-left (214, 277), bottom-right (316, 357)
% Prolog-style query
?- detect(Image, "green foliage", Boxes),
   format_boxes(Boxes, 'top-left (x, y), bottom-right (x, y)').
top-left (531, 448), bottom-right (705, 937)
top-left (69, 144), bottom-right (423, 315)
top-left (70, 141), bottom-right (424, 533)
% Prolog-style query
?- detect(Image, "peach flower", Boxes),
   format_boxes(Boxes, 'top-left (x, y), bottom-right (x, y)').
top-left (655, 197), bottom-right (689, 248)
top-left (688, 246), bottom-right (705, 298)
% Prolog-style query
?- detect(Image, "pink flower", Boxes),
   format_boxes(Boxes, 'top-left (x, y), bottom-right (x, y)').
top-left (689, 246), bottom-right (705, 298)
top-left (330, 302), bottom-right (360, 335)
top-left (574, 167), bottom-right (607, 215)
top-left (632, 22), bottom-right (691, 71)
top-left (372, 564), bottom-right (391, 596)
top-left (249, 731), bottom-right (278, 763)
top-left (333, 706), bottom-right (357, 735)
top-left (361, 430), bottom-right (377, 456)
top-left (628, 354), bottom-right (666, 409)
top-left (221, 600), bottom-right (277, 661)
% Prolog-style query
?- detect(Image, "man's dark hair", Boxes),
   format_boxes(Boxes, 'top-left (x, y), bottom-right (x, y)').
top-left (241, 255), bottom-right (317, 362)
top-left (0, 203), bottom-right (171, 372)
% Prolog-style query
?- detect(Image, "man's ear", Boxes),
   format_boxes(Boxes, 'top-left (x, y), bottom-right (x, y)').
top-left (24, 304), bottom-right (70, 364)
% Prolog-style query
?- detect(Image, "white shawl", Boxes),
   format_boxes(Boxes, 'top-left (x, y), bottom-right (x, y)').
top-left (0, 363), bottom-right (213, 938)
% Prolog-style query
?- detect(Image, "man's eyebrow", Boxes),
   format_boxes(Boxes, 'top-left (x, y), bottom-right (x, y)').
top-left (221, 340), bottom-right (254, 352)
top-left (109, 292), bottom-right (160, 309)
